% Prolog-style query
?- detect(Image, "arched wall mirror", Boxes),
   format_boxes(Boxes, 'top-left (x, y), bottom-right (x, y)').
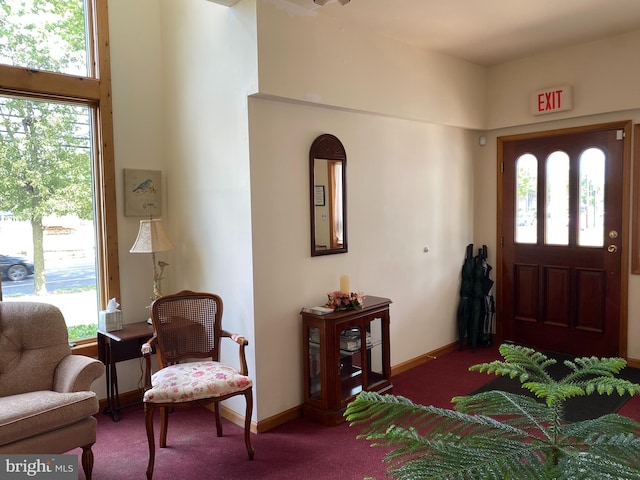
top-left (310, 134), bottom-right (348, 256)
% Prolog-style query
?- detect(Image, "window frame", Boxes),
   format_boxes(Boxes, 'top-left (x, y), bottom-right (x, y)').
top-left (0, 0), bottom-right (120, 356)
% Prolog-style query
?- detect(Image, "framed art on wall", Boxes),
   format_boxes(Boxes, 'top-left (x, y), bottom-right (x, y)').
top-left (124, 169), bottom-right (162, 217)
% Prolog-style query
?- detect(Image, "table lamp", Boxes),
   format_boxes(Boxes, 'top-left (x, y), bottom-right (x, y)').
top-left (129, 218), bottom-right (175, 300)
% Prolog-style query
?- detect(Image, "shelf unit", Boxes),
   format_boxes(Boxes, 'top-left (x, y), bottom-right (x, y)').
top-left (301, 296), bottom-right (392, 426)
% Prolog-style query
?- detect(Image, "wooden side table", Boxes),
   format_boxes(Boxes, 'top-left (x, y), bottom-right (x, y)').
top-left (97, 321), bottom-right (154, 422)
top-left (301, 296), bottom-right (392, 426)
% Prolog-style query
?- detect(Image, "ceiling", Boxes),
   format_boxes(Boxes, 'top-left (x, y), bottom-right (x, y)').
top-left (278, 0), bottom-right (640, 66)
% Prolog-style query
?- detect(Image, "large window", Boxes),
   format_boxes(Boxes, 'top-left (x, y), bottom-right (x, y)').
top-left (0, 0), bottom-right (119, 354)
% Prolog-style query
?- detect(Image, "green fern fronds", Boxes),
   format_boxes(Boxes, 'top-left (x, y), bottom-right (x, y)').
top-left (471, 344), bottom-right (557, 385)
top-left (471, 344), bottom-right (640, 406)
top-left (346, 343), bottom-right (640, 480)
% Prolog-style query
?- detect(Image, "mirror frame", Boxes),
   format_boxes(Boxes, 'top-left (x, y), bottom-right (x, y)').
top-left (309, 133), bottom-right (348, 256)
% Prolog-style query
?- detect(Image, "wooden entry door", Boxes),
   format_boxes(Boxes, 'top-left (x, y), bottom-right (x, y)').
top-left (498, 122), bottom-right (630, 357)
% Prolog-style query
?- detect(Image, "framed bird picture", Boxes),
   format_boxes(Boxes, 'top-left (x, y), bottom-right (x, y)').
top-left (124, 169), bottom-right (162, 217)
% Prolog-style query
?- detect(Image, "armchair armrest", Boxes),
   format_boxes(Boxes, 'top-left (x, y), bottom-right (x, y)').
top-left (54, 354), bottom-right (105, 392)
top-left (221, 330), bottom-right (249, 376)
top-left (142, 335), bottom-right (158, 391)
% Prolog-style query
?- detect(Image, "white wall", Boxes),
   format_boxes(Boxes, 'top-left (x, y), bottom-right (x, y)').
top-left (486, 30), bottom-right (640, 130)
top-left (157, 0), bottom-right (259, 417)
top-left (248, 1), bottom-right (483, 420)
top-left (255, 0), bottom-right (487, 130)
top-left (104, 0), bottom-right (167, 394)
top-left (109, 0), bottom-right (166, 320)
top-left (249, 98), bottom-right (476, 419)
top-left (106, 0), bottom-right (260, 414)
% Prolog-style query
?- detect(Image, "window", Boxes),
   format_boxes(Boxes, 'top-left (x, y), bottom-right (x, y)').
top-left (578, 148), bottom-right (605, 247)
top-left (545, 151), bottom-right (569, 245)
top-left (0, 0), bottom-right (120, 354)
top-left (515, 153), bottom-right (537, 244)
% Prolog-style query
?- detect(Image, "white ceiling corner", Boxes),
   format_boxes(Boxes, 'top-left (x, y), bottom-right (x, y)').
top-left (277, 0), bottom-right (640, 66)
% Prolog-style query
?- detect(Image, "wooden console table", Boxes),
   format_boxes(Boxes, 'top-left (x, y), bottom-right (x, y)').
top-left (301, 296), bottom-right (392, 426)
top-left (97, 321), bottom-right (154, 422)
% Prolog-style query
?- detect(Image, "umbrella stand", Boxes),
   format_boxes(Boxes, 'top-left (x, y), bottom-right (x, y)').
top-left (457, 244), bottom-right (494, 350)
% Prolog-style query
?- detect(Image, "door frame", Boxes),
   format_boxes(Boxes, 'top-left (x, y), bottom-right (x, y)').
top-left (496, 120), bottom-right (632, 358)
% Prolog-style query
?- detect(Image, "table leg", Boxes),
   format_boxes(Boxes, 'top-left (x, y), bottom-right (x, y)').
top-left (111, 346), bottom-right (121, 421)
top-left (98, 323), bottom-right (153, 422)
top-left (103, 338), bottom-right (121, 422)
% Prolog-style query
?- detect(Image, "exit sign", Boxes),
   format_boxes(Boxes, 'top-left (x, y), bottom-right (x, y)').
top-left (531, 85), bottom-right (573, 115)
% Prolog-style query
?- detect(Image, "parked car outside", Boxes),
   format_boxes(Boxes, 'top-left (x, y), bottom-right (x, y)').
top-left (1, 255), bottom-right (35, 281)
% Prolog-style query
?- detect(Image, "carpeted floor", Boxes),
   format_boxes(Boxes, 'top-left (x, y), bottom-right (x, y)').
top-left (73, 346), bottom-right (640, 479)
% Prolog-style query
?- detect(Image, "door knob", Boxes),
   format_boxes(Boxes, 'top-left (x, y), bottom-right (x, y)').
top-left (607, 245), bottom-right (618, 253)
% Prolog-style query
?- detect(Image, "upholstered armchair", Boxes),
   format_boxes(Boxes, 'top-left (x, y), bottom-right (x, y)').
top-left (0, 302), bottom-right (105, 480)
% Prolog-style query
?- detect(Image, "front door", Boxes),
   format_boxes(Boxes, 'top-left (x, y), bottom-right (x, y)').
top-left (498, 122), bottom-right (630, 357)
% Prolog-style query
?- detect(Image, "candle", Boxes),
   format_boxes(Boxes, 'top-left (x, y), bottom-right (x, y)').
top-left (340, 274), bottom-right (350, 294)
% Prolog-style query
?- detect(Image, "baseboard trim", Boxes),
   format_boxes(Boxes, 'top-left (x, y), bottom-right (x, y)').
top-left (391, 341), bottom-right (457, 376)
top-left (627, 357), bottom-right (640, 369)
top-left (254, 405), bottom-right (302, 433)
top-left (210, 402), bottom-right (302, 434)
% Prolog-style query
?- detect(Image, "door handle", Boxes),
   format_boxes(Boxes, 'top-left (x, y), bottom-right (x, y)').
top-left (607, 245), bottom-right (618, 253)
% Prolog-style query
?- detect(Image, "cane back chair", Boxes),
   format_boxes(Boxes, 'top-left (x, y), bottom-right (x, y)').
top-left (141, 290), bottom-right (254, 480)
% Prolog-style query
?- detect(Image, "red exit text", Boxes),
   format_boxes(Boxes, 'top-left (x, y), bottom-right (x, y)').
top-left (531, 85), bottom-right (573, 115)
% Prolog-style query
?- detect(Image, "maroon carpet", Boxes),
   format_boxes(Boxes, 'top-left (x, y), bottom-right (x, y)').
top-left (73, 346), bottom-right (640, 479)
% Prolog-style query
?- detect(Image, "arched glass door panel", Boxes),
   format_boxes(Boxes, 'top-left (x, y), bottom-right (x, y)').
top-left (515, 153), bottom-right (537, 244)
top-left (545, 151), bottom-right (570, 245)
top-left (578, 148), bottom-right (605, 247)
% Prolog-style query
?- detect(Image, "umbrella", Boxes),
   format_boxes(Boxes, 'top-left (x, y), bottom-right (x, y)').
top-left (457, 244), bottom-right (475, 350)
top-left (458, 244), bottom-right (495, 350)
top-left (477, 246), bottom-right (495, 346)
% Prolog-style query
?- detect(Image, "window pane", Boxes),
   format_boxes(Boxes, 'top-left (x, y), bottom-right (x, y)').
top-left (578, 148), bottom-right (605, 247)
top-left (0, 0), bottom-right (90, 77)
top-left (0, 96), bottom-right (98, 341)
top-left (515, 153), bottom-right (537, 244)
top-left (545, 151), bottom-right (569, 245)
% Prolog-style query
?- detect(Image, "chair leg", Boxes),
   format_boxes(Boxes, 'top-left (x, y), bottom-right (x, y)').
top-left (213, 402), bottom-right (223, 437)
top-left (145, 403), bottom-right (156, 480)
top-left (159, 406), bottom-right (169, 448)
top-left (244, 390), bottom-right (255, 460)
top-left (80, 444), bottom-right (94, 480)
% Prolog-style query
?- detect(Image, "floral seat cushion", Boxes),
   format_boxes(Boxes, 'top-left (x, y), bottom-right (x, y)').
top-left (143, 361), bottom-right (252, 404)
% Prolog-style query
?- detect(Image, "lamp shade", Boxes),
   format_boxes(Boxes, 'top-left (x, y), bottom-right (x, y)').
top-left (130, 218), bottom-right (175, 254)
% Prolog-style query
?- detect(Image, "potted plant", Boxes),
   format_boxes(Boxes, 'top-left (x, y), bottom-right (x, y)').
top-left (346, 343), bottom-right (640, 479)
